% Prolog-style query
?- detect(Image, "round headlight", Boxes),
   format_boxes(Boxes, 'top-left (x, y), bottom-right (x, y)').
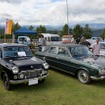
top-left (12, 66), bottom-right (19, 74)
top-left (99, 68), bottom-right (105, 74)
top-left (43, 63), bottom-right (49, 69)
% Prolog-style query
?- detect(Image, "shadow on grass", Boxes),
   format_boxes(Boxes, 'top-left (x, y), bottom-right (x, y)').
top-left (3, 68), bottom-right (105, 91)
top-left (10, 75), bottom-right (58, 92)
top-left (50, 68), bottom-right (105, 88)
top-left (90, 80), bottom-right (105, 87)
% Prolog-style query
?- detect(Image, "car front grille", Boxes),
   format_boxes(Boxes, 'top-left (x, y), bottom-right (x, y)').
top-left (20, 69), bottom-right (42, 79)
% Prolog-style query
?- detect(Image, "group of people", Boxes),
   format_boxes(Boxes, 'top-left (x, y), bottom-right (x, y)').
top-left (79, 36), bottom-right (101, 56)
top-left (37, 33), bottom-right (101, 56)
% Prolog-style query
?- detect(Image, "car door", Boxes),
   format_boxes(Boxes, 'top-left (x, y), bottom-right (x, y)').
top-left (54, 47), bottom-right (77, 74)
top-left (44, 46), bottom-right (59, 68)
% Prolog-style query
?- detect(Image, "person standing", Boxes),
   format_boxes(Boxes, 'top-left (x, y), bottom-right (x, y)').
top-left (38, 34), bottom-right (46, 51)
top-left (91, 38), bottom-right (101, 55)
top-left (80, 37), bottom-right (91, 47)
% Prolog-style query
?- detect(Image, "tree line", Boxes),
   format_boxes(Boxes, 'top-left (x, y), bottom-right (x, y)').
top-left (0, 22), bottom-right (105, 40)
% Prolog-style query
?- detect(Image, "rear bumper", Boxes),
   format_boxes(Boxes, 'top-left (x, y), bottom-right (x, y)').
top-left (10, 74), bottom-right (48, 85)
top-left (91, 75), bottom-right (105, 80)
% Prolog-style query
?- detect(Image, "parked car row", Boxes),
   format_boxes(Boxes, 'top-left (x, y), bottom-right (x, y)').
top-left (1, 43), bottom-right (105, 90)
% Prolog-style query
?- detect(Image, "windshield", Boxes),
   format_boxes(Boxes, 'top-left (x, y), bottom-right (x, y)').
top-left (68, 46), bottom-right (93, 58)
top-left (51, 36), bottom-right (61, 41)
top-left (4, 46), bottom-right (32, 58)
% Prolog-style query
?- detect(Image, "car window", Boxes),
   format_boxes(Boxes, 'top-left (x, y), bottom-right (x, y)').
top-left (100, 43), bottom-right (105, 49)
top-left (58, 47), bottom-right (69, 57)
top-left (4, 46), bottom-right (32, 58)
top-left (46, 46), bottom-right (58, 55)
top-left (69, 46), bottom-right (92, 58)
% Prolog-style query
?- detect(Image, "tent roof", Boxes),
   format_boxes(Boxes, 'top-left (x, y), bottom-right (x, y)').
top-left (14, 27), bottom-right (37, 35)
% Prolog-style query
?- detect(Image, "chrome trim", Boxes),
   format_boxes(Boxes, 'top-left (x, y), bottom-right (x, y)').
top-left (10, 73), bottom-right (49, 85)
top-left (51, 65), bottom-right (75, 75)
top-left (91, 76), bottom-right (105, 80)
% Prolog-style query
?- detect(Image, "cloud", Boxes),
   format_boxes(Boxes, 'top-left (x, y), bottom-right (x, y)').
top-left (0, 0), bottom-right (24, 4)
top-left (68, 0), bottom-right (105, 23)
top-left (0, 0), bottom-right (105, 26)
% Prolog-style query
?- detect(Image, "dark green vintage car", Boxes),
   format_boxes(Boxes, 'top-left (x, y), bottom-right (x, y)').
top-left (35, 44), bottom-right (105, 84)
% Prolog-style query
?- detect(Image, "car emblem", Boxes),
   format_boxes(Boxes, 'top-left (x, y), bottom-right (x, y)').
top-left (31, 65), bottom-right (33, 68)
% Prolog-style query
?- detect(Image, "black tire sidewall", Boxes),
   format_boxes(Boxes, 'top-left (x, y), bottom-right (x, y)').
top-left (3, 73), bottom-right (11, 90)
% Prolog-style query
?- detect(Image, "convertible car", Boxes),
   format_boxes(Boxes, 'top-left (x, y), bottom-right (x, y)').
top-left (0, 43), bottom-right (49, 90)
top-left (35, 44), bottom-right (105, 84)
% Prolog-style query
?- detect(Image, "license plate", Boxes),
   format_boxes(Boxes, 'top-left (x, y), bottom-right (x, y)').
top-left (28, 78), bottom-right (38, 86)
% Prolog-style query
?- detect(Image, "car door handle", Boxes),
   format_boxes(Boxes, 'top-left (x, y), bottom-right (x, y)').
top-left (56, 57), bottom-right (59, 59)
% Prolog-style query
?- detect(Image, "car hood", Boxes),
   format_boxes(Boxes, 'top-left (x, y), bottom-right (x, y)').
top-left (83, 56), bottom-right (105, 68)
top-left (12, 57), bottom-right (43, 70)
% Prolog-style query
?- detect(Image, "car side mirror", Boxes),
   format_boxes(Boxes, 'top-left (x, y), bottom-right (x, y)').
top-left (43, 57), bottom-right (46, 61)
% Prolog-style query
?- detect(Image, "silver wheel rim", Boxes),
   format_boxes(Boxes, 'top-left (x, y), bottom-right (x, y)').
top-left (78, 71), bottom-right (89, 83)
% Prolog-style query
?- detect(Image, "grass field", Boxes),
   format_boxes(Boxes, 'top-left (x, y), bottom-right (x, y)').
top-left (0, 69), bottom-right (105, 105)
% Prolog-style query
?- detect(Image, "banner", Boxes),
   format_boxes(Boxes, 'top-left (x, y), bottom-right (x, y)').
top-left (5, 19), bottom-right (13, 35)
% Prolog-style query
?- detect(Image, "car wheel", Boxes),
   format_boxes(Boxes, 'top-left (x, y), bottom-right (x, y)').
top-left (3, 73), bottom-right (11, 90)
top-left (77, 70), bottom-right (91, 84)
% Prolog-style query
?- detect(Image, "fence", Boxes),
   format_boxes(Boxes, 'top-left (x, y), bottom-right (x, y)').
top-left (0, 39), bottom-right (38, 46)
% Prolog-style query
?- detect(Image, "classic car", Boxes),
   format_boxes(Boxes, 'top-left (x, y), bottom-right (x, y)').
top-left (35, 44), bottom-right (105, 84)
top-left (0, 43), bottom-right (49, 90)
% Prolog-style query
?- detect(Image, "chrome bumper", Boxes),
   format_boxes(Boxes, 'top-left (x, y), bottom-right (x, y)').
top-left (10, 74), bottom-right (49, 85)
top-left (91, 75), bottom-right (105, 80)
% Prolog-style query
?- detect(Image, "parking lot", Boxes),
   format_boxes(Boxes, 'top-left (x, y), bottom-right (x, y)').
top-left (0, 69), bottom-right (105, 105)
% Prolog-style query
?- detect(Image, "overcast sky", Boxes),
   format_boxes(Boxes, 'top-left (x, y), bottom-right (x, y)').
top-left (0, 0), bottom-right (105, 26)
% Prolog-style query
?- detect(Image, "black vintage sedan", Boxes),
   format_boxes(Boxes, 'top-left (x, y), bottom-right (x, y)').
top-left (35, 44), bottom-right (105, 84)
top-left (0, 43), bottom-right (49, 90)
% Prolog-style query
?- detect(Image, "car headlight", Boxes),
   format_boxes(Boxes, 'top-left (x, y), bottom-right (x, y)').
top-left (99, 68), bottom-right (105, 74)
top-left (12, 66), bottom-right (19, 74)
top-left (43, 63), bottom-right (49, 69)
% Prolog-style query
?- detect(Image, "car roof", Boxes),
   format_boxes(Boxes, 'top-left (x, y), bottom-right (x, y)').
top-left (0, 43), bottom-right (27, 47)
top-left (47, 44), bottom-right (85, 47)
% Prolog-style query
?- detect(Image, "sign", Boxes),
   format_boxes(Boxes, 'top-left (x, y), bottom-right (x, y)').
top-left (5, 19), bottom-right (13, 35)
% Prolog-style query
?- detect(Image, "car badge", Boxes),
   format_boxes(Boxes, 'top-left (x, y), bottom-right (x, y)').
top-left (31, 65), bottom-right (33, 68)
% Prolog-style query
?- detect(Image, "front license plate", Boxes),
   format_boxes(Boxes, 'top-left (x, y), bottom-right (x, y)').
top-left (28, 78), bottom-right (38, 86)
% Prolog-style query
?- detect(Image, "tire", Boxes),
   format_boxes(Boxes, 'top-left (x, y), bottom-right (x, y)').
top-left (77, 70), bottom-right (91, 84)
top-left (3, 73), bottom-right (12, 90)
top-left (39, 79), bottom-right (45, 83)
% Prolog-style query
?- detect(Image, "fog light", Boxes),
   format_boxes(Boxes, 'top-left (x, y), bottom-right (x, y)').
top-left (19, 74), bottom-right (24, 79)
top-left (14, 75), bottom-right (17, 79)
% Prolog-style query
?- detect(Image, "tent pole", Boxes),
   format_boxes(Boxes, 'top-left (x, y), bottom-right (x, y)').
top-left (12, 33), bottom-right (15, 43)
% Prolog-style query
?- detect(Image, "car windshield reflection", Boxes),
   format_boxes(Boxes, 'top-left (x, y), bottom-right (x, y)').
top-left (100, 43), bottom-right (105, 49)
top-left (68, 46), bottom-right (93, 59)
top-left (4, 46), bottom-right (32, 59)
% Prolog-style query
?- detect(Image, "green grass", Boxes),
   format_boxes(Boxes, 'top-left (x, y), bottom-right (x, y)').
top-left (0, 69), bottom-right (105, 105)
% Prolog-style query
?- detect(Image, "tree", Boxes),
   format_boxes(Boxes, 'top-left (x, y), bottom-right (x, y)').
top-left (73, 24), bottom-right (83, 38)
top-left (36, 25), bottom-right (46, 33)
top-left (83, 24), bottom-right (92, 39)
top-left (0, 28), bottom-right (5, 39)
top-left (12, 22), bottom-right (21, 32)
top-left (100, 28), bottom-right (105, 40)
top-left (29, 25), bottom-right (34, 30)
top-left (60, 24), bottom-right (69, 36)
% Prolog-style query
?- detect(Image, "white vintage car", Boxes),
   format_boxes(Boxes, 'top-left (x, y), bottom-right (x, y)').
top-left (99, 42), bottom-right (105, 56)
